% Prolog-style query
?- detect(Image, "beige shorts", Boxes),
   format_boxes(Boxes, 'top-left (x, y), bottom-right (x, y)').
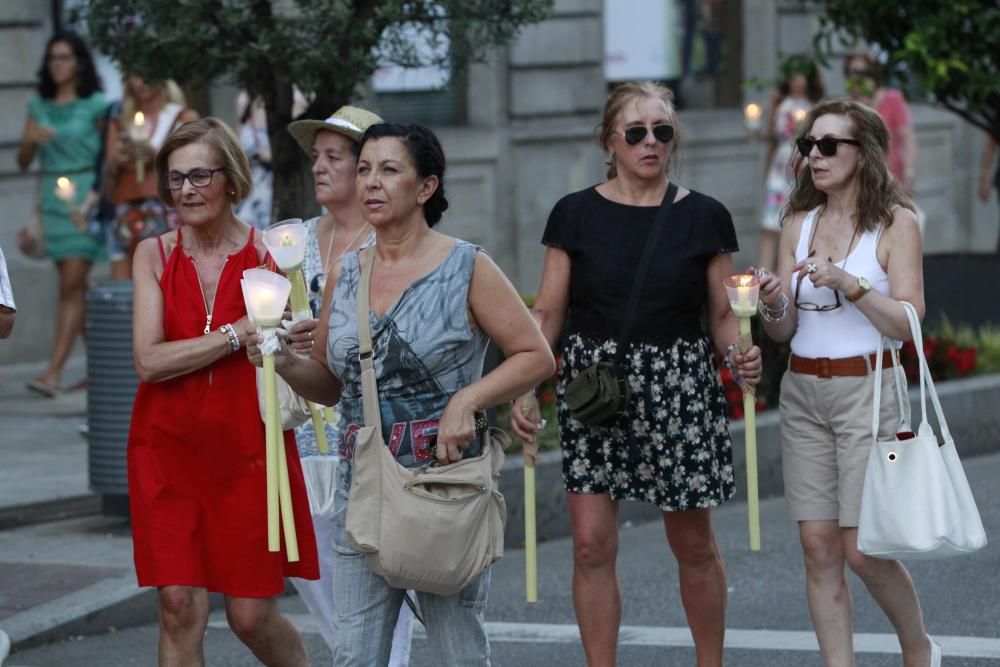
top-left (780, 365), bottom-right (905, 527)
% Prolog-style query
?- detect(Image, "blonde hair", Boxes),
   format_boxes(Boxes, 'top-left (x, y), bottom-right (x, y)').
top-left (119, 78), bottom-right (186, 126)
top-left (596, 81), bottom-right (682, 179)
top-left (782, 98), bottom-right (914, 233)
top-left (155, 117), bottom-right (253, 204)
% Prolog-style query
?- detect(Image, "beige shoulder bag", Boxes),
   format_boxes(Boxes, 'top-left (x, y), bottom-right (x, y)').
top-left (345, 248), bottom-right (508, 595)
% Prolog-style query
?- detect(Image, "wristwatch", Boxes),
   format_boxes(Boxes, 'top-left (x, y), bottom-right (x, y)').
top-left (846, 276), bottom-right (872, 303)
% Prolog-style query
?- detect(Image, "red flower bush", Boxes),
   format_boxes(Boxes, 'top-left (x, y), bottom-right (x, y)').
top-left (899, 336), bottom-right (977, 383)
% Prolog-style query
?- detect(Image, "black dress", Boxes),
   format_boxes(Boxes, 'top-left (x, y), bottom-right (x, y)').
top-left (542, 185), bottom-right (738, 511)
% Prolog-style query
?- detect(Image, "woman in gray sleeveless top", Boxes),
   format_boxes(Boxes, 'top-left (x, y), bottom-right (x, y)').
top-left (247, 123), bottom-right (554, 666)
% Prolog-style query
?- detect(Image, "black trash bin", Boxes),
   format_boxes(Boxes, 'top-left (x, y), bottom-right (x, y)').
top-left (85, 280), bottom-right (139, 516)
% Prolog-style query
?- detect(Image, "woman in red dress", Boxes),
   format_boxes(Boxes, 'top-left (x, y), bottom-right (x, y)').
top-left (128, 117), bottom-right (318, 665)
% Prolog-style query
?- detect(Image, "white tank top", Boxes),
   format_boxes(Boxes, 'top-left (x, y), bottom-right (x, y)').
top-left (790, 206), bottom-right (898, 358)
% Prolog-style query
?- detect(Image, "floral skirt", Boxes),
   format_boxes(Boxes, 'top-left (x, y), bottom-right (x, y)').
top-left (557, 333), bottom-right (735, 511)
top-left (113, 198), bottom-right (179, 256)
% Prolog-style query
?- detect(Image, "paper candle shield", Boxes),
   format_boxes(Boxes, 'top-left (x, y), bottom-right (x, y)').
top-left (242, 269), bottom-right (291, 328)
top-left (263, 219), bottom-right (307, 271)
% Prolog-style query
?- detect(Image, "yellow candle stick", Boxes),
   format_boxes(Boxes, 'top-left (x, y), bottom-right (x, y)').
top-left (525, 465), bottom-right (537, 602)
top-left (273, 390), bottom-right (300, 562)
top-left (131, 112), bottom-right (147, 182)
top-left (738, 316), bottom-right (761, 551)
top-left (263, 351), bottom-right (281, 551)
top-left (287, 268), bottom-right (329, 454)
top-left (521, 394), bottom-right (541, 602)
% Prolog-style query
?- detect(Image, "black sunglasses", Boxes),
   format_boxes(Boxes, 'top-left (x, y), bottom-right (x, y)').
top-left (796, 137), bottom-right (861, 158)
top-left (622, 124), bottom-right (675, 146)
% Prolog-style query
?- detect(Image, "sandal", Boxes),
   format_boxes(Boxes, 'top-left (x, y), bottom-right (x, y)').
top-left (26, 378), bottom-right (61, 398)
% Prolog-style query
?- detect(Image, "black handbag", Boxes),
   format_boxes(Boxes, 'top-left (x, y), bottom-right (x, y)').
top-left (564, 182), bottom-right (678, 427)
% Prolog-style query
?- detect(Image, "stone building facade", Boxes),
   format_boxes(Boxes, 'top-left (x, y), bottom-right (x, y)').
top-left (1, 0), bottom-right (996, 363)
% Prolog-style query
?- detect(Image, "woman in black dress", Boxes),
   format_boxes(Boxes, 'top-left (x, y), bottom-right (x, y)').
top-left (511, 81), bottom-right (762, 667)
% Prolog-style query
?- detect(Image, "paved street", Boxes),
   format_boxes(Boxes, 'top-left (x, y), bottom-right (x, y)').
top-left (7, 449), bottom-right (1000, 666)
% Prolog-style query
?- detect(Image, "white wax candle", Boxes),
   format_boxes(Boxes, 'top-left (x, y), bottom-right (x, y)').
top-left (744, 103), bottom-right (762, 132)
top-left (54, 176), bottom-right (76, 204)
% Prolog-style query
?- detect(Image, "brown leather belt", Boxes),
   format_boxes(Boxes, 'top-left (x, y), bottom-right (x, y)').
top-left (790, 352), bottom-right (895, 378)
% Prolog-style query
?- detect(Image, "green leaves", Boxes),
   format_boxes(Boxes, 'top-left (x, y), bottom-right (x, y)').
top-left (810, 0), bottom-right (1000, 140)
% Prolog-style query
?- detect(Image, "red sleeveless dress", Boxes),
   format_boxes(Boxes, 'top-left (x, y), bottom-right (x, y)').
top-left (128, 227), bottom-right (318, 596)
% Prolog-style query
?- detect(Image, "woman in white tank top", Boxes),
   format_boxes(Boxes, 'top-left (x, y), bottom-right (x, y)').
top-left (754, 99), bottom-right (941, 667)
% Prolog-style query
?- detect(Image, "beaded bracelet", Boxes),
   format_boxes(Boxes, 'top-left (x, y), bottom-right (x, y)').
top-left (758, 292), bottom-right (789, 324)
top-left (219, 323), bottom-right (241, 354)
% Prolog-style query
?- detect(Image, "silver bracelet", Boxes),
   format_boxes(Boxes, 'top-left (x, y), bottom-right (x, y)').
top-left (220, 323), bottom-right (241, 353)
top-left (758, 292), bottom-right (789, 323)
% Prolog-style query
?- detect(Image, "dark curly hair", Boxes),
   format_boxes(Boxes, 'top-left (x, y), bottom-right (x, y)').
top-left (358, 123), bottom-right (449, 227)
top-left (37, 32), bottom-right (103, 100)
top-left (778, 55), bottom-right (825, 103)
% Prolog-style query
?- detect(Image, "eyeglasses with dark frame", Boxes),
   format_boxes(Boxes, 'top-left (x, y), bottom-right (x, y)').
top-left (796, 136), bottom-right (861, 158)
top-left (166, 167), bottom-right (227, 190)
top-left (794, 249), bottom-right (842, 312)
top-left (619, 124), bottom-right (675, 146)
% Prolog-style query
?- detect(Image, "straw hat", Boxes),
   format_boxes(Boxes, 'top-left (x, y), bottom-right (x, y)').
top-left (287, 105), bottom-right (383, 154)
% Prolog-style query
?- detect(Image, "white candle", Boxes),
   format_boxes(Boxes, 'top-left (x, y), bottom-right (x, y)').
top-left (130, 111), bottom-right (150, 142)
top-left (54, 176), bottom-right (76, 204)
top-left (744, 103), bottom-right (762, 132)
top-left (725, 274), bottom-right (759, 318)
top-left (793, 108), bottom-right (808, 124)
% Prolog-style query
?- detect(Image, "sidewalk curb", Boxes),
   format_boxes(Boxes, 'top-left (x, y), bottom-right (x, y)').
top-left (7, 577), bottom-right (156, 651)
top-left (0, 495), bottom-right (101, 532)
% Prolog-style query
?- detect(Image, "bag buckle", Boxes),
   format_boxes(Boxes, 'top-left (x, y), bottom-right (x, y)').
top-left (816, 357), bottom-right (832, 378)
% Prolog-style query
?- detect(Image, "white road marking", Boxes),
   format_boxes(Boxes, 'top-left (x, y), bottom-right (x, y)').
top-left (208, 613), bottom-right (1000, 659)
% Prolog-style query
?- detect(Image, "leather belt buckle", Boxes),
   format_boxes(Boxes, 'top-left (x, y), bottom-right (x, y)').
top-left (816, 357), bottom-right (833, 378)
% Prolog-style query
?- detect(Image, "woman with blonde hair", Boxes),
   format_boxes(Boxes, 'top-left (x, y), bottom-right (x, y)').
top-left (104, 73), bottom-right (198, 278)
top-left (511, 81), bottom-right (762, 666)
top-left (756, 98), bottom-right (939, 666)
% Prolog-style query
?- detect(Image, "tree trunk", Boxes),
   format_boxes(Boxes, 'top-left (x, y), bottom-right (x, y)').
top-left (269, 128), bottom-right (319, 222)
top-left (264, 86), bottom-right (350, 222)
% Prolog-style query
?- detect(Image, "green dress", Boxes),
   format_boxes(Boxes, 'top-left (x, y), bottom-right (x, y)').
top-left (28, 92), bottom-right (108, 261)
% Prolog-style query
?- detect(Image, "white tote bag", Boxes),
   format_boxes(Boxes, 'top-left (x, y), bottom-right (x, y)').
top-left (857, 301), bottom-right (987, 560)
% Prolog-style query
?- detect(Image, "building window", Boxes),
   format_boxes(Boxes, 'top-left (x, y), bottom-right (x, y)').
top-left (372, 18), bottom-right (465, 126)
top-left (604, 0), bottom-right (743, 109)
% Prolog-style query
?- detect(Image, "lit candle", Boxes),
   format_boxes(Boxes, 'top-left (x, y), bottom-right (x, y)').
top-left (241, 269), bottom-right (299, 560)
top-left (793, 108), bottom-right (808, 124)
top-left (130, 111), bottom-right (149, 141)
top-left (130, 111), bottom-right (150, 182)
top-left (744, 103), bottom-right (763, 133)
top-left (726, 274), bottom-right (759, 318)
top-left (54, 176), bottom-right (76, 204)
top-left (723, 273), bottom-right (761, 551)
top-left (262, 219), bottom-right (327, 453)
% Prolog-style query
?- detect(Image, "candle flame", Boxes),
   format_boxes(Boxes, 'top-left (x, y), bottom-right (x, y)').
top-left (739, 275), bottom-right (753, 287)
top-left (744, 103), bottom-right (761, 121)
top-left (793, 109), bottom-right (807, 122)
top-left (56, 176), bottom-right (71, 190)
top-left (280, 233), bottom-right (295, 247)
top-left (134, 111), bottom-right (145, 126)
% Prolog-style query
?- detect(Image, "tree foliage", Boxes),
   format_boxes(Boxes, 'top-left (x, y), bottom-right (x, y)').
top-left (73, 0), bottom-right (553, 218)
top-left (811, 0), bottom-right (999, 141)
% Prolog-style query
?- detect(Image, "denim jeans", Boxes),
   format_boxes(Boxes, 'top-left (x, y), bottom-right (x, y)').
top-left (331, 459), bottom-right (492, 666)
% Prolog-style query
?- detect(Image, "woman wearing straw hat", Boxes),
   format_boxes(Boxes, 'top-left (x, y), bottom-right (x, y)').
top-left (285, 106), bottom-right (414, 664)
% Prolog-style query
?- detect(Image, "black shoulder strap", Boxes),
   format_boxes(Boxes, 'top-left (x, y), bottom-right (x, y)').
top-left (613, 182), bottom-right (678, 371)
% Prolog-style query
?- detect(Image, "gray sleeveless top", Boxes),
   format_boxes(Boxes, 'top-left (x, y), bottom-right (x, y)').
top-left (327, 240), bottom-right (489, 468)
